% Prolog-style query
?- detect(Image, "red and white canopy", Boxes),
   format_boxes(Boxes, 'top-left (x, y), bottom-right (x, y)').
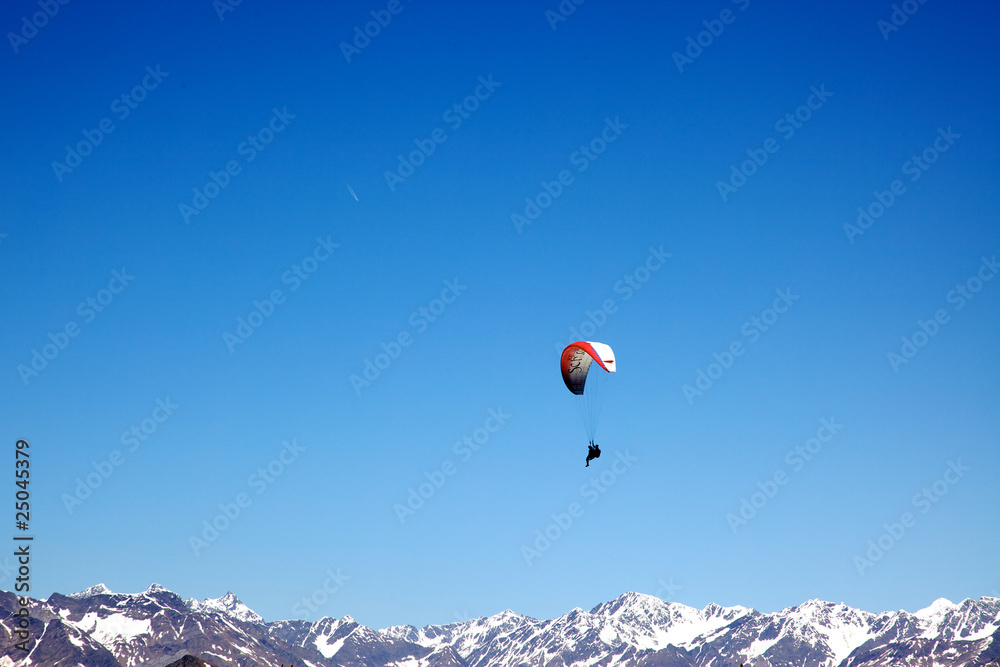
top-left (560, 341), bottom-right (617, 395)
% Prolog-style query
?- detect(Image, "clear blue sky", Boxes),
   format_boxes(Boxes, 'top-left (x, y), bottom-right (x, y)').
top-left (1, 0), bottom-right (997, 630)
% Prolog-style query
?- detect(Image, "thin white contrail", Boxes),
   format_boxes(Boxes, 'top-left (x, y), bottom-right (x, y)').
top-left (346, 182), bottom-right (358, 201)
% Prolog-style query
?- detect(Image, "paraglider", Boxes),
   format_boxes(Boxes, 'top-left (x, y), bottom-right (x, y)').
top-left (560, 341), bottom-right (616, 465)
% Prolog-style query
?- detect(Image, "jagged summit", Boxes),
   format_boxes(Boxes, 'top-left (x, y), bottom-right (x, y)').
top-left (915, 596), bottom-right (955, 618)
top-left (491, 608), bottom-right (528, 623)
top-left (592, 591), bottom-right (666, 613)
top-left (68, 583), bottom-right (115, 598)
top-left (186, 590), bottom-right (265, 625)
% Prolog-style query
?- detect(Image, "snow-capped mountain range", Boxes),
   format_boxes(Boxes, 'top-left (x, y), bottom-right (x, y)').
top-left (1, 584), bottom-right (997, 667)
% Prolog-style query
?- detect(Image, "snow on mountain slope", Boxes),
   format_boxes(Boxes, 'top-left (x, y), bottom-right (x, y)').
top-left (74, 611), bottom-right (152, 646)
top-left (589, 592), bottom-right (751, 649)
top-left (68, 584), bottom-right (115, 600)
top-left (382, 593), bottom-right (743, 660)
top-left (913, 595), bottom-right (1000, 642)
top-left (769, 599), bottom-right (879, 664)
top-left (3, 585), bottom-right (998, 667)
top-left (380, 592), bottom-right (1000, 667)
top-left (185, 591), bottom-right (264, 626)
top-left (382, 609), bottom-right (533, 654)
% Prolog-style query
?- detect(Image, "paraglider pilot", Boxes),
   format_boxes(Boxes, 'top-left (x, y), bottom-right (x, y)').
top-left (585, 441), bottom-right (601, 467)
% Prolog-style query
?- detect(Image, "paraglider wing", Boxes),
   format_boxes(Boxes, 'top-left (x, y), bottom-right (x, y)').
top-left (560, 341), bottom-right (616, 395)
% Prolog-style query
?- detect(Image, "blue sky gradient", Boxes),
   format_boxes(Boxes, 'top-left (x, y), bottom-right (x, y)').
top-left (1, 0), bottom-right (998, 629)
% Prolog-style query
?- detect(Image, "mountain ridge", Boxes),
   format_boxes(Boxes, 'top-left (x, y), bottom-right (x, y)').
top-left (1, 585), bottom-right (997, 667)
